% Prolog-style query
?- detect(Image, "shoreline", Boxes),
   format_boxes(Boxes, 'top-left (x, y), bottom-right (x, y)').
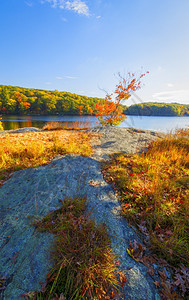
top-left (0, 125), bottom-right (165, 136)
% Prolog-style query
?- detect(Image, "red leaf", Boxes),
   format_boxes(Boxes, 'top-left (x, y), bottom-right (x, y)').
top-left (128, 172), bottom-right (134, 177)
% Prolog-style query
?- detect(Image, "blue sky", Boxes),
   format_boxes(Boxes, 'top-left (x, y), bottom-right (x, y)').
top-left (0, 0), bottom-right (189, 105)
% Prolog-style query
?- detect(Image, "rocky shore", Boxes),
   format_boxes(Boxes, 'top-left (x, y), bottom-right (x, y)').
top-left (0, 127), bottom-right (40, 134)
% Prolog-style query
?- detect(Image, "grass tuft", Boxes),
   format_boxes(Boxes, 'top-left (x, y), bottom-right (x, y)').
top-left (28, 197), bottom-right (120, 299)
top-left (42, 121), bottom-right (91, 131)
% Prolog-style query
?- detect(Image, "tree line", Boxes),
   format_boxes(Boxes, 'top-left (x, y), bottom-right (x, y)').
top-left (0, 85), bottom-right (105, 115)
top-left (1, 85), bottom-right (188, 117)
top-left (124, 102), bottom-right (189, 116)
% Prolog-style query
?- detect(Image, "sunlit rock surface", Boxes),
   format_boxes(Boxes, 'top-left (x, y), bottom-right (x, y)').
top-left (0, 127), bottom-right (163, 299)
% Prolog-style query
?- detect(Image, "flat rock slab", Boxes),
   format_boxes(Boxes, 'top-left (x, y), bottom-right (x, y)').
top-left (88, 126), bottom-right (165, 160)
top-left (0, 153), bottom-right (160, 299)
top-left (0, 127), bottom-right (40, 135)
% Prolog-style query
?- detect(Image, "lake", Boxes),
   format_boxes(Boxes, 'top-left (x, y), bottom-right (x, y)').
top-left (1, 115), bottom-right (189, 133)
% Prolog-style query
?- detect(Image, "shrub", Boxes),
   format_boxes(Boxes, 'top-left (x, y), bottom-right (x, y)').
top-left (95, 72), bottom-right (149, 126)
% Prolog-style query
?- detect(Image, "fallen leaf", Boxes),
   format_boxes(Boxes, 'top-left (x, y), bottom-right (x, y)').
top-left (153, 281), bottom-right (160, 288)
top-left (147, 266), bottom-right (155, 276)
top-left (158, 269), bottom-right (167, 281)
top-left (115, 260), bottom-right (120, 266)
top-left (118, 272), bottom-right (127, 287)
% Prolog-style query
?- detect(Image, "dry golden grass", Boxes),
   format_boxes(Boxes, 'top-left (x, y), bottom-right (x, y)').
top-left (102, 128), bottom-right (189, 298)
top-left (103, 128), bottom-right (189, 268)
top-left (42, 120), bottom-right (91, 131)
top-left (29, 197), bottom-right (120, 299)
top-left (0, 130), bottom-right (93, 184)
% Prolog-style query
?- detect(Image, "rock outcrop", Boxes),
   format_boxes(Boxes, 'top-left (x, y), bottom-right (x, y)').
top-left (0, 127), bottom-right (163, 299)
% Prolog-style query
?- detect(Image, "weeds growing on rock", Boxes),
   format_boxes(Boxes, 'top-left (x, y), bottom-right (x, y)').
top-left (25, 197), bottom-right (121, 299)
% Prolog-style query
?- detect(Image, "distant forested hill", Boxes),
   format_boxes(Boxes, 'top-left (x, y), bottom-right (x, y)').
top-left (0, 85), bottom-right (105, 115)
top-left (1, 86), bottom-right (188, 117)
top-left (124, 102), bottom-right (189, 116)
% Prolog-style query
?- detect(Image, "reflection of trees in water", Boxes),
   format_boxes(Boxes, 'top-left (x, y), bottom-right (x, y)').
top-left (2, 117), bottom-right (91, 130)
top-left (26, 118), bottom-right (33, 128)
top-left (2, 115), bottom-right (189, 132)
top-left (3, 120), bottom-right (46, 130)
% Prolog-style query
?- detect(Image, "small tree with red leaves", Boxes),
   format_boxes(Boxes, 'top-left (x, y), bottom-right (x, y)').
top-left (95, 72), bottom-right (149, 126)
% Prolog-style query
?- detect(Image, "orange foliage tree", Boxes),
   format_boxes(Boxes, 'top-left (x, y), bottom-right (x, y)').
top-left (95, 72), bottom-right (149, 126)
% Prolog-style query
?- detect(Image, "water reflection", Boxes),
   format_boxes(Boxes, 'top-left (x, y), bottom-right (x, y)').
top-left (2, 120), bottom-right (45, 130)
top-left (1, 115), bottom-right (189, 132)
top-left (1, 115), bottom-right (96, 131)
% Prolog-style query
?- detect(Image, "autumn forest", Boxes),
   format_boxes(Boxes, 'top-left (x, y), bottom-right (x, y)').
top-left (0, 85), bottom-right (105, 115)
top-left (0, 85), bottom-right (189, 117)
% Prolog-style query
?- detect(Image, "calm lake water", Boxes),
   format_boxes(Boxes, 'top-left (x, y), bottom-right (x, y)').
top-left (1, 115), bottom-right (189, 133)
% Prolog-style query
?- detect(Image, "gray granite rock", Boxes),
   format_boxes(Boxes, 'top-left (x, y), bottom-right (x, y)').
top-left (88, 126), bottom-right (165, 160)
top-left (0, 127), bottom-right (40, 134)
top-left (0, 154), bottom-right (160, 299)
